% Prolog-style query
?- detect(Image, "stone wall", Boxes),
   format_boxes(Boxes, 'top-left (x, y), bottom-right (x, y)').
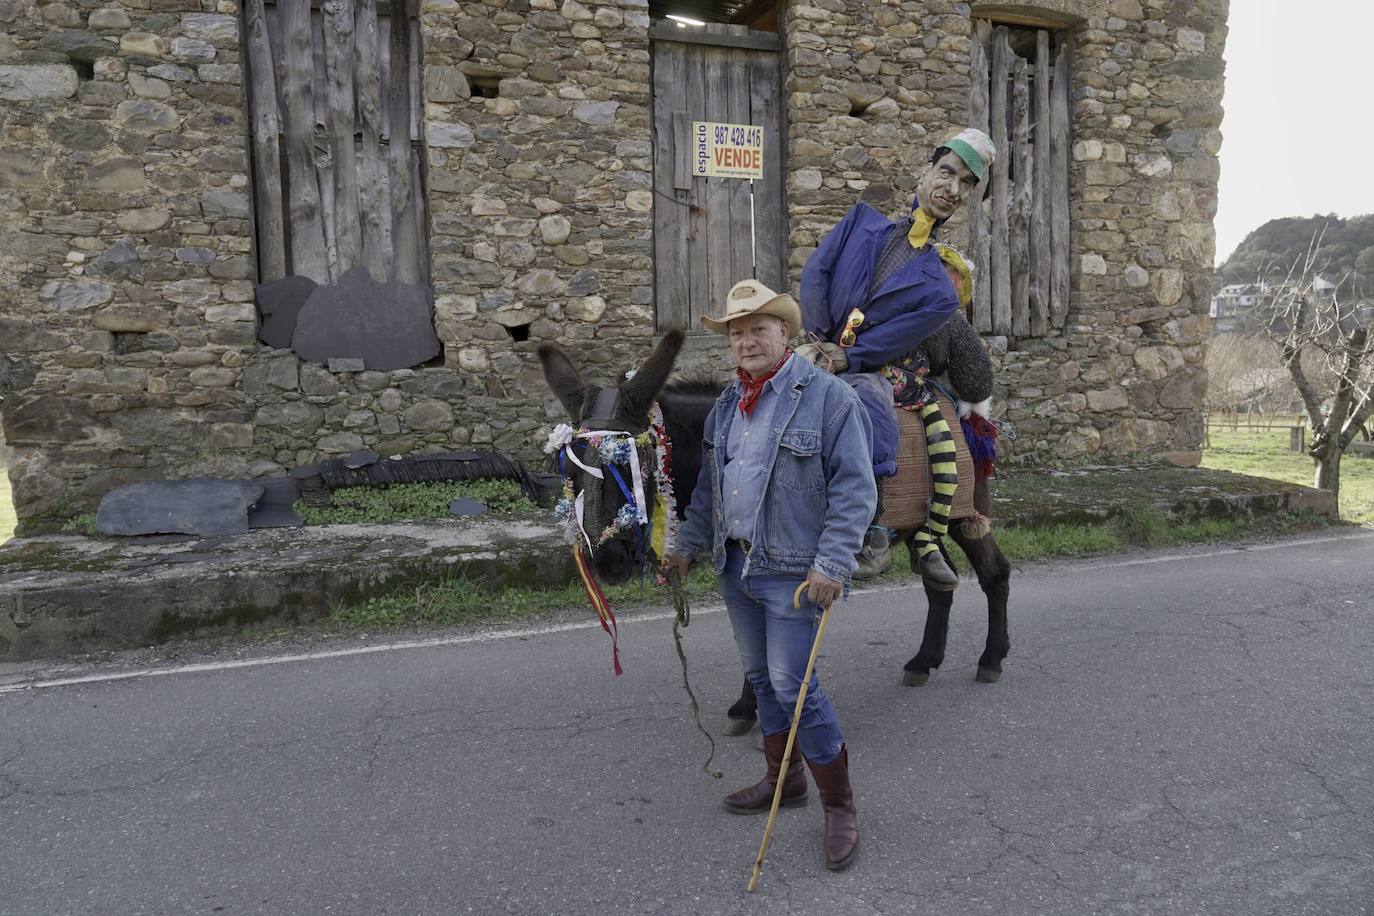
top-left (0, 0), bottom-right (1228, 531)
top-left (782, 0), bottom-right (1227, 462)
top-left (238, 0), bottom-right (660, 473)
top-left (1, 0), bottom-right (259, 528)
top-left (1053, 0), bottom-right (1226, 461)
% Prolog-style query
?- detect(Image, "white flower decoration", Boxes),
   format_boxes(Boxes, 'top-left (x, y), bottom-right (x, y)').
top-left (543, 423), bottom-right (575, 454)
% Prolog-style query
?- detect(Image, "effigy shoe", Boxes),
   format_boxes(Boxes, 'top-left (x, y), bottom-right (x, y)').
top-left (917, 550), bottom-right (959, 590)
top-left (852, 528), bottom-right (891, 580)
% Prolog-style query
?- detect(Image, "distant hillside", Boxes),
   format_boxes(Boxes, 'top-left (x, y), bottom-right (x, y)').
top-left (1217, 213), bottom-right (1374, 292)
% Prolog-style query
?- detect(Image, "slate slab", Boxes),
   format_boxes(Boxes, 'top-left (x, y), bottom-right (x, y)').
top-left (96, 479), bottom-right (265, 537)
top-left (291, 267), bottom-right (440, 370)
top-left (255, 275), bottom-right (317, 349)
top-left (343, 449), bottom-right (380, 470)
top-left (245, 477), bottom-right (303, 529)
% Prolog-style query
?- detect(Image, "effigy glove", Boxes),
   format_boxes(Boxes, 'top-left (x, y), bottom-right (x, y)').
top-left (795, 341), bottom-right (847, 374)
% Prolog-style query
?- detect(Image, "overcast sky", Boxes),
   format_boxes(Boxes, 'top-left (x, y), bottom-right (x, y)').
top-left (1214, 0), bottom-right (1374, 265)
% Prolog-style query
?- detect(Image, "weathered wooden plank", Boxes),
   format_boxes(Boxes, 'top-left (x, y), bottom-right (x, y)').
top-left (1010, 57), bottom-right (1031, 338)
top-left (684, 41), bottom-right (709, 328)
top-left (407, 151), bottom-right (429, 288)
top-left (278, 0), bottom-right (328, 282)
top-left (388, 0), bottom-right (419, 284)
top-left (726, 46), bottom-right (754, 291)
top-left (749, 47), bottom-right (785, 295)
top-left (648, 22), bottom-right (782, 52)
top-left (703, 45), bottom-right (732, 323)
top-left (989, 27), bottom-right (1012, 336)
top-left (322, 0), bottom-right (360, 278)
top-left (355, 0), bottom-right (390, 282)
top-left (652, 39), bottom-right (690, 331)
top-left (969, 19), bottom-right (992, 333)
top-left (1049, 45), bottom-right (1071, 328)
top-left (671, 109), bottom-right (691, 192)
top-left (1030, 29), bottom-right (1051, 338)
top-left (244, 0), bottom-right (286, 283)
top-left (306, 12), bottom-right (337, 280)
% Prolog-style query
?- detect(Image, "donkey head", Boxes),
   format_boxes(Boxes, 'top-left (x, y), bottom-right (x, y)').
top-left (537, 329), bottom-right (686, 584)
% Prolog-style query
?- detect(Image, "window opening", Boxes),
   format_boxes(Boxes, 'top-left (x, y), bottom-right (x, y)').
top-left (967, 19), bottom-right (1072, 341)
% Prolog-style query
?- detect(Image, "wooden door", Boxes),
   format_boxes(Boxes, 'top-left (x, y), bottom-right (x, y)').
top-left (651, 24), bottom-right (786, 331)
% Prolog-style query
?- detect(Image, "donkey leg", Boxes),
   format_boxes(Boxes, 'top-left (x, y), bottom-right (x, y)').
top-left (903, 580), bottom-right (954, 686)
top-left (725, 676), bottom-right (758, 736)
top-left (950, 523), bottom-right (1011, 683)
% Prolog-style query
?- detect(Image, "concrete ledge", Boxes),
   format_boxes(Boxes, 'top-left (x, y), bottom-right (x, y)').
top-left (994, 464), bottom-right (1339, 529)
top-left (0, 515), bottom-right (572, 662)
top-left (0, 466), bottom-right (1343, 663)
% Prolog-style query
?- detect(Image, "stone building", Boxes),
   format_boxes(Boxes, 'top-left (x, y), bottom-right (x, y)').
top-left (0, 0), bottom-right (1228, 532)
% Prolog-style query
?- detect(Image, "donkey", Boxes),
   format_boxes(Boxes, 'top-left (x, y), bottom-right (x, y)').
top-left (537, 327), bottom-right (1010, 734)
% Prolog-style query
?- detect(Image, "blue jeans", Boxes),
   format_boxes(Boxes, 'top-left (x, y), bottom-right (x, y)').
top-left (719, 543), bottom-right (845, 765)
top-left (846, 371), bottom-right (899, 478)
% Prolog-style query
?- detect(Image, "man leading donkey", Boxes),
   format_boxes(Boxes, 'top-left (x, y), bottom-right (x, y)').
top-left (798, 128), bottom-right (997, 587)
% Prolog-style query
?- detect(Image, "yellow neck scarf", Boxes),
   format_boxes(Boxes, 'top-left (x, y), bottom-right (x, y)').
top-left (907, 208), bottom-right (938, 249)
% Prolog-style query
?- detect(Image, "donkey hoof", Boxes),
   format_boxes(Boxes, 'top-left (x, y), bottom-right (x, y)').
top-left (902, 670), bottom-right (930, 687)
top-left (975, 666), bottom-right (1002, 683)
top-left (723, 716), bottom-right (757, 737)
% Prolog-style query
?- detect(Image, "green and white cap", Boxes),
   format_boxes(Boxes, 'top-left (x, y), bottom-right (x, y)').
top-left (940, 128), bottom-right (996, 181)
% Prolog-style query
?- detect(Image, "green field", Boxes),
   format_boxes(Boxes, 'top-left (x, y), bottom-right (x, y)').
top-left (1, 465), bottom-right (14, 544)
top-left (1202, 426), bottom-right (1374, 524)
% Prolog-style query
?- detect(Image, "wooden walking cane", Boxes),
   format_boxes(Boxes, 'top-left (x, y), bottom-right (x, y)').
top-left (746, 581), bottom-right (834, 893)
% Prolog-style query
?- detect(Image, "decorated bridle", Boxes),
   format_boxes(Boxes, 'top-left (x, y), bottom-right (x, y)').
top-left (545, 387), bottom-right (679, 565)
top-left (543, 385), bottom-right (680, 675)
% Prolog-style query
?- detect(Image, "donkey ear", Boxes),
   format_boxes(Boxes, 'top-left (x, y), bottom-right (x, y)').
top-left (537, 343), bottom-right (588, 421)
top-left (619, 328), bottom-right (686, 419)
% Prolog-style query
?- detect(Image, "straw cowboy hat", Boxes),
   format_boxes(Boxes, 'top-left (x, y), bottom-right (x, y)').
top-left (700, 279), bottom-right (803, 335)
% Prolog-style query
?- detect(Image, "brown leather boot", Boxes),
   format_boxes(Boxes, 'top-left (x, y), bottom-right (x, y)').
top-left (805, 745), bottom-right (859, 870)
top-left (722, 732), bottom-right (808, 815)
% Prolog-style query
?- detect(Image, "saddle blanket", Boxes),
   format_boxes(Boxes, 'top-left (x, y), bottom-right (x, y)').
top-left (876, 392), bottom-right (976, 528)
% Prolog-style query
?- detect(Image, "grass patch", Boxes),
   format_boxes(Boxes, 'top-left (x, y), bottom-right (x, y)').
top-left (1111, 500), bottom-right (1170, 547)
top-left (296, 479), bottom-right (538, 526)
top-left (328, 506), bottom-right (1334, 631)
top-left (0, 464), bottom-right (15, 544)
top-left (933, 509), bottom-right (1331, 574)
top-left (329, 564), bottom-right (721, 629)
top-left (1202, 426), bottom-right (1374, 524)
top-left (61, 513), bottom-right (98, 537)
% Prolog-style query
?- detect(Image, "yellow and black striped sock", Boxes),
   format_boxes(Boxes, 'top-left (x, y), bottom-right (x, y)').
top-left (913, 401), bottom-right (958, 559)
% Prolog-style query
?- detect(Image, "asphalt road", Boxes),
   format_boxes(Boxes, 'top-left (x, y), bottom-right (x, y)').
top-left (2, 530), bottom-right (1372, 916)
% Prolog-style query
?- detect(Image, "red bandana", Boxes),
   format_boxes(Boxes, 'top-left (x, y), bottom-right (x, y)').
top-left (737, 350), bottom-right (792, 416)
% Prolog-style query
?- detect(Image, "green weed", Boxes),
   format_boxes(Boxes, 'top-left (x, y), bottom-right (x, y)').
top-left (61, 514), bottom-right (98, 537)
top-left (296, 479), bottom-right (537, 525)
top-left (329, 564), bottom-right (720, 629)
top-left (1111, 500), bottom-right (1170, 547)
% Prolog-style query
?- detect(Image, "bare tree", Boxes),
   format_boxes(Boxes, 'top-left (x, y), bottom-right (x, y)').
top-left (1262, 230), bottom-right (1374, 505)
top-left (1204, 332), bottom-right (1296, 418)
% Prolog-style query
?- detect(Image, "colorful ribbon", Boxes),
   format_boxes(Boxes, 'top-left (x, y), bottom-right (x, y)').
top-left (573, 543), bottom-right (622, 676)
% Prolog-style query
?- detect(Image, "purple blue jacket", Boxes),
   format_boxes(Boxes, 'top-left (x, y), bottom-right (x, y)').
top-left (799, 201), bottom-right (959, 375)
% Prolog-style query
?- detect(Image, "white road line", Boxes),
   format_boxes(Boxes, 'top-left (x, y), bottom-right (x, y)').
top-left (1069, 528), bottom-right (1374, 569)
top-left (3, 528), bottom-right (1368, 694)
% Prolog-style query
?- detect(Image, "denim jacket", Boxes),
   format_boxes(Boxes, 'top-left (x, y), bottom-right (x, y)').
top-left (675, 356), bottom-right (877, 586)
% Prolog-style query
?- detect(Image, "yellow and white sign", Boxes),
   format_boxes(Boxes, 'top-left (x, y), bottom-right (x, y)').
top-left (692, 121), bottom-right (765, 179)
